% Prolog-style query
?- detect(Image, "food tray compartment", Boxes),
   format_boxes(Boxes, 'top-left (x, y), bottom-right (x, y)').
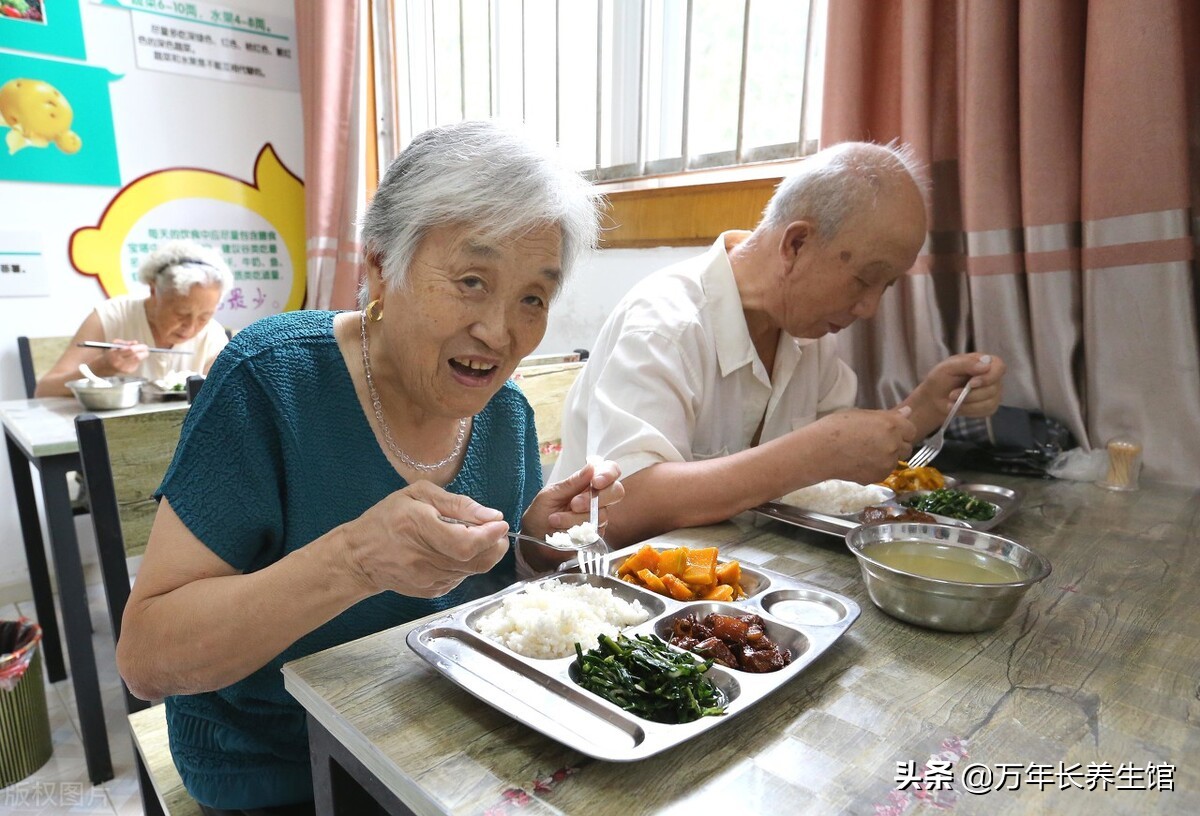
top-left (409, 625), bottom-right (647, 754)
top-left (606, 546), bottom-right (772, 598)
top-left (759, 588), bottom-right (853, 626)
top-left (406, 544), bottom-right (861, 761)
top-left (566, 642), bottom-right (745, 719)
top-left (652, 603), bottom-right (810, 673)
top-left (463, 572), bottom-right (669, 657)
top-left (894, 484), bottom-right (1021, 533)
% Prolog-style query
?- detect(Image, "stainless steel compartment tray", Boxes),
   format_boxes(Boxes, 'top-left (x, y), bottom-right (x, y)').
top-left (754, 479), bottom-right (1020, 538)
top-left (407, 545), bottom-right (860, 761)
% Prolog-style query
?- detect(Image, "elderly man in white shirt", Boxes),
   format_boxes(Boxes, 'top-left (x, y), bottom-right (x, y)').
top-left (553, 142), bottom-right (1007, 546)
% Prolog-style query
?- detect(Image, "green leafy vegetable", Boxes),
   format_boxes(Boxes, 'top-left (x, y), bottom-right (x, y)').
top-left (574, 633), bottom-right (727, 724)
top-left (902, 488), bottom-right (997, 521)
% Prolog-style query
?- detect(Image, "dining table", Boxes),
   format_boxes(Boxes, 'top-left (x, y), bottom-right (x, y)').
top-left (1, 395), bottom-right (189, 785)
top-left (283, 474), bottom-right (1199, 815)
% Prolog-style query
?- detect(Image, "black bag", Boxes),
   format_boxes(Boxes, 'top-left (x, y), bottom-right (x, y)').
top-left (934, 406), bottom-right (1075, 478)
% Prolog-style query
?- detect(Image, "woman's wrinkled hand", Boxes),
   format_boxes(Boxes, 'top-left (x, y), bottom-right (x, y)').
top-left (340, 481), bottom-right (510, 599)
top-left (101, 339), bottom-right (150, 374)
top-left (521, 459), bottom-right (624, 542)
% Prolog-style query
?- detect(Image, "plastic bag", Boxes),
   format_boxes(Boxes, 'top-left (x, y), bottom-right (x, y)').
top-left (0, 619), bottom-right (42, 693)
top-left (936, 406), bottom-right (1076, 478)
top-left (1047, 448), bottom-right (1108, 482)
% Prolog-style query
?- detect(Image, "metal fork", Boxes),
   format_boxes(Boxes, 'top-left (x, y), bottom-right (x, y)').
top-left (906, 382), bottom-right (973, 469)
top-left (437, 515), bottom-right (610, 575)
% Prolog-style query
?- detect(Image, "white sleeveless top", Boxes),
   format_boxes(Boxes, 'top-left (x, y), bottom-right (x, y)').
top-left (94, 295), bottom-right (229, 383)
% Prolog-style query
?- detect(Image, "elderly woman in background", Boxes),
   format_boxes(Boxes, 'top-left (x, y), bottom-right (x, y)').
top-left (34, 239), bottom-right (231, 396)
top-left (117, 121), bottom-right (619, 816)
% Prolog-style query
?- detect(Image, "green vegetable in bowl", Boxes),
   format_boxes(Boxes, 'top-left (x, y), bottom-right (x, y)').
top-left (574, 633), bottom-right (727, 724)
top-left (902, 488), bottom-right (997, 521)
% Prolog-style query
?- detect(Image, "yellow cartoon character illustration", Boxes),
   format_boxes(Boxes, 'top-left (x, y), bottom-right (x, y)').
top-left (0, 78), bottom-right (82, 155)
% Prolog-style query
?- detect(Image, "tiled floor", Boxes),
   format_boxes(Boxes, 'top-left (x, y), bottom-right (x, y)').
top-left (1, 583), bottom-right (145, 815)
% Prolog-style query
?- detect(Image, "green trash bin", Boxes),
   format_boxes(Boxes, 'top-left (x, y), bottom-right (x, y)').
top-left (0, 619), bottom-right (52, 789)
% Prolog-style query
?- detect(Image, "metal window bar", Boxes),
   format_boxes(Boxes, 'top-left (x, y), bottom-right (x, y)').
top-left (594, 0), bottom-right (603, 170)
top-left (559, 0), bottom-right (564, 143)
top-left (488, 0), bottom-right (494, 116)
top-left (459, 0), bottom-right (466, 120)
top-left (797, 0), bottom-right (816, 152)
top-left (371, 0), bottom-right (397, 168)
top-left (635, 0), bottom-right (647, 177)
top-left (428, 0), bottom-right (438, 124)
top-left (679, 0), bottom-right (692, 167)
top-left (520, 0), bottom-right (526, 123)
top-left (378, 0), bottom-right (823, 181)
top-left (734, 0), bottom-right (751, 164)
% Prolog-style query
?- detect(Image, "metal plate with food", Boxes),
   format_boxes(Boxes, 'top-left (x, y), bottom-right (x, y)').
top-left (406, 544), bottom-right (860, 761)
top-left (894, 483), bottom-right (1021, 533)
top-left (139, 382), bottom-right (188, 402)
top-left (753, 476), bottom-right (1022, 538)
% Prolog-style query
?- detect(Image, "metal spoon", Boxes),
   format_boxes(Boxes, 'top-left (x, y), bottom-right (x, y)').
top-left (78, 363), bottom-right (112, 387)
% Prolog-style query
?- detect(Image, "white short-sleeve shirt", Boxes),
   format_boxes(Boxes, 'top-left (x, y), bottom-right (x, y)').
top-left (551, 233), bottom-right (857, 482)
top-left (94, 295), bottom-right (229, 382)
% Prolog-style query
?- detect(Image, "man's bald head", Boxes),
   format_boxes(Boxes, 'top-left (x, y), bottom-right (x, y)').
top-left (761, 142), bottom-right (927, 244)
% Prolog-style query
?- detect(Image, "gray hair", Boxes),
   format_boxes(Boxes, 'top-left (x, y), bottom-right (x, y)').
top-left (360, 120), bottom-right (601, 304)
top-left (138, 240), bottom-right (233, 296)
top-left (761, 141), bottom-right (926, 242)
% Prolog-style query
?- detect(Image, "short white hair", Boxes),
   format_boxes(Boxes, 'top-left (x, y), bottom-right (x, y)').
top-left (360, 120), bottom-right (601, 304)
top-left (138, 240), bottom-right (233, 296)
top-left (762, 141), bottom-right (926, 242)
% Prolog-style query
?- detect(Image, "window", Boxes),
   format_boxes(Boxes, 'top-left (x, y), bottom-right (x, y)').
top-left (372, 0), bottom-right (827, 183)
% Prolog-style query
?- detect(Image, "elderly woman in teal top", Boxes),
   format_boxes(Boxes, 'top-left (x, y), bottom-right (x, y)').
top-left (117, 121), bottom-right (620, 816)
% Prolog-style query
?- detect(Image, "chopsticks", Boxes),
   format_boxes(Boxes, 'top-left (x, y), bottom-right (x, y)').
top-left (77, 341), bottom-right (190, 355)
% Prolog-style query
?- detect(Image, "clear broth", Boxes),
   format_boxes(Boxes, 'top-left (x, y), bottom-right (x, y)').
top-left (862, 540), bottom-right (1023, 584)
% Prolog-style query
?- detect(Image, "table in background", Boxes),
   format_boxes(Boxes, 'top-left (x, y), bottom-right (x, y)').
top-left (1, 396), bottom-right (188, 785)
top-left (284, 476), bottom-right (1200, 815)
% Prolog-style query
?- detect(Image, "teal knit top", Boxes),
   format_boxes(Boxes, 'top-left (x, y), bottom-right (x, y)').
top-left (156, 310), bottom-right (541, 809)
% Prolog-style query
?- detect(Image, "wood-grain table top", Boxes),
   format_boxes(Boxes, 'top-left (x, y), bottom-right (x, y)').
top-left (284, 474), bottom-right (1200, 815)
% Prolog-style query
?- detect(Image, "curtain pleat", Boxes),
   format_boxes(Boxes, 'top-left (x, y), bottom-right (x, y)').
top-left (296, 0), bottom-right (367, 310)
top-left (823, 0), bottom-right (1200, 485)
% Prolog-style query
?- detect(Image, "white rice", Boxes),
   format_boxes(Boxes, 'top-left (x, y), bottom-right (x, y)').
top-left (779, 479), bottom-right (891, 515)
top-left (545, 522), bottom-right (599, 549)
top-left (473, 578), bottom-right (649, 659)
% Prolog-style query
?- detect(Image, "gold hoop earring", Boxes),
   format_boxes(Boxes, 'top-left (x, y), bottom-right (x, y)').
top-left (365, 300), bottom-right (384, 322)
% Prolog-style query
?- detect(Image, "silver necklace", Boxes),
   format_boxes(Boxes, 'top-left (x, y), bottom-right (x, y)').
top-left (359, 309), bottom-right (468, 472)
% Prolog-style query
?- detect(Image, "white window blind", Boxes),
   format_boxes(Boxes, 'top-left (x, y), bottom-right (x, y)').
top-left (372, 0), bottom-right (827, 181)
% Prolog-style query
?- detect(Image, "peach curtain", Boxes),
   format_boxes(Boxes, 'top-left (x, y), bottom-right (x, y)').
top-left (823, 0), bottom-right (1200, 485)
top-left (296, 0), bottom-right (368, 309)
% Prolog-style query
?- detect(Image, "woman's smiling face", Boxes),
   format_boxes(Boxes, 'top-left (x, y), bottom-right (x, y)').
top-left (372, 222), bottom-right (563, 420)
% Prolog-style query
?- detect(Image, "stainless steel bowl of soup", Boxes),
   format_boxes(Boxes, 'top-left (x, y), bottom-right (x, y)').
top-left (845, 523), bottom-right (1051, 632)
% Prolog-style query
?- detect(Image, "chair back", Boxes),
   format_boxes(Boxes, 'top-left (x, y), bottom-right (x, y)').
top-left (511, 361), bottom-right (586, 476)
top-left (75, 408), bottom-right (187, 714)
top-left (17, 335), bottom-right (73, 398)
top-left (185, 375), bottom-right (204, 404)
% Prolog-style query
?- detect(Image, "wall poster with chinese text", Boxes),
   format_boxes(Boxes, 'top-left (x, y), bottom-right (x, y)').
top-left (69, 144), bottom-right (305, 331)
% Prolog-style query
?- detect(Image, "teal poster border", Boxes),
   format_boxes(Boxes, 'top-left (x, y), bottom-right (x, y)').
top-left (0, 1), bottom-right (87, 61)
top-left (0, 51), bottom-right (121, 186)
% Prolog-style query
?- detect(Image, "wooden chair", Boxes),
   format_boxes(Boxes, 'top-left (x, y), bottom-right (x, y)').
top-left (75, 408), bottom-right (201, 816)
top-left (510, 360), bottom-right (587, 477)
top-left (17, 335), bottom-right (73, 398)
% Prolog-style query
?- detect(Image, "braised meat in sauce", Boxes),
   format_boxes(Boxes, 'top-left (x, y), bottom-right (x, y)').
top-left (860, 505), bottom-right (936, 524)
top-left (669, 612), bottom-right (792, 673)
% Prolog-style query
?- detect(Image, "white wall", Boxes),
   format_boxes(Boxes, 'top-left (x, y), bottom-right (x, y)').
top-left (0, 0), bottom-right (302, 602)
top-left (537, 245), bottom-right (701, 356)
